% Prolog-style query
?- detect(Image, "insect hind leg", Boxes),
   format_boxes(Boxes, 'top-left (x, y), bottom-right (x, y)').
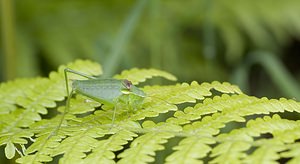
top-left (64, 68), bottom-right (98, 81)
top-left (52, 89), bottom-right (75, 136)
top-left (111, 105), bottom-right (117, 127)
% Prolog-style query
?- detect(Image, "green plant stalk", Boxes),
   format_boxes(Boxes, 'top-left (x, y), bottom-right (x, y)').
top-left (232, 51), bottom-right (300, 100)
top-left (203, 0), bottom-right (216, 59)
top-left (103, 0), bottom-right (147, 77)
top-left (149, 0), bottom-right (161, 69)
top-left (1, 0), bottom-right (17, 80)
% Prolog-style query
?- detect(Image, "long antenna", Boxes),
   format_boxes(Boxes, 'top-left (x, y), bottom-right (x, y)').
top-left (145, 94), bottom-right (176, 107)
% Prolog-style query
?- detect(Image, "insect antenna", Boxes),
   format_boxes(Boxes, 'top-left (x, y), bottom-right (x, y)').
top-left (143, 94), bottom-right (177, 109)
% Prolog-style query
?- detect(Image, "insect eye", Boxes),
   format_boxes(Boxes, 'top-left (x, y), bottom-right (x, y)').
top-left (123, 79), bottom-right (133, 90)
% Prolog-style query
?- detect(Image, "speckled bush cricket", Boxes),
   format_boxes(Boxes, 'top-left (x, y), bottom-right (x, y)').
top-left (62, 68), bottom-right (146, 125)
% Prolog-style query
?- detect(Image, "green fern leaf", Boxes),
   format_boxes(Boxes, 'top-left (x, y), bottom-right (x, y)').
top-left (0, 79), bottom-right (34, 114)
top-left (16, 134), bottom-right (63, 164)
top-left (281, 143), bottom-right (300, 164)
top-left (50, 127), bottom-right (106, 164)
top-left (114, 68), bottom-right (177, 85)
top-left (57, 95), bottom-right (101, 115)
top-left (1, 60), bottom-right (300, 163)
top-left (165, 137), bottom-right (213, 164)
top-left (4, 141), bottom-right (15, 159)
top-left (117, 121), bottom-right (179, 164)
top-left (81, 129), bottom-right (137, 164)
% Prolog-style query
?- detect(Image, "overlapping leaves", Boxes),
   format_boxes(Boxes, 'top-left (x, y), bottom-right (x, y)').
top-left (1, 60), bottom-right (300, 164)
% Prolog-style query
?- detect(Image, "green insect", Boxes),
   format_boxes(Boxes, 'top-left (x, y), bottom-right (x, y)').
top-left (63, 68), bottom-right (146, 125)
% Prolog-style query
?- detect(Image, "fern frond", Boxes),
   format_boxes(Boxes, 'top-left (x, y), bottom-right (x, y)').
top-left (118, 121), bottom-right (177, 164)
top-left (281, 143), bottom-right (300, 164)
top-left (57, 95), bottom-right (101, 115)
top-left (213, 115), bottom-right (300, 164)
top-left (144, 81), bottom-right (241, 105)
top-left (0, 60), bottom-right (102, 160)
top-left (166, 136), bottom-right (213, 164)
top-left (50, 126), bottom-right (106, 164)
top-left (81, 129), bottom-right (137, 164)
top-left (15, 77), bottom-right (63, 114)
top-left (118, 132), bottom-right (172, 163)
top-left (0, 79), bottom-right (34, 114)
top-left (243, 143), bottom-right (285, 164)
top-left (1, 60), bottom-right (300, 163)
top-left (114, 68), bottom-right (177, 85)
top-left (0, 127), bottom-right (33, 159)
top-left (210, 140), bottom-right (251, 164)
top-left (16, 134), bottom-right (64, 164)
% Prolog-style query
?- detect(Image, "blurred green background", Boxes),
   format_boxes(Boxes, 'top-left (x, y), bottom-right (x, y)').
top-left (1, 0), bottom-right (300, 99)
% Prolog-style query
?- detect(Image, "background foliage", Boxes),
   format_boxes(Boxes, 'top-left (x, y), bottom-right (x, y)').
top-left (1, 1), bottom-right (300, 163)
top-left (1, 0), bottom-right (300, 99)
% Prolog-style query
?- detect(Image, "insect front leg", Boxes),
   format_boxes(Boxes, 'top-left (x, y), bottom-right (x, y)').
top-left (128, 94), bottom-right (144, 112)
top-left (110, 98), bottom-right (127, 126)
top-left (111, 105), bottom-right (117, 126)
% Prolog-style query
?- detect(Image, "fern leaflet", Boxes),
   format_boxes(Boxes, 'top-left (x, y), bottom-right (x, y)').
top-left (1, 60), bottom-right (300, 164)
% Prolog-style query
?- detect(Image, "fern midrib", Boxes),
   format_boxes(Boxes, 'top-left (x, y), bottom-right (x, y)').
top-left (1, 110), bottom-right (33, 134)
top-left (87, 130), bottom-right (121, 162)
top-left (30, 133), bottom-right (54, 163)
top-left (24, 79), bottom-right (63, 113)
top-left (5, 79), bottom-right (65, 134)
top-left (124, 132), bottom-right (158, 163)
top-left (178, 138), bottom-right (203, 163)
top-left (59, 127), bottom-right (96, 162)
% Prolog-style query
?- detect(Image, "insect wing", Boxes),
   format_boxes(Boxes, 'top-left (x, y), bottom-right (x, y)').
top-left (72, 79), bottom-right (125, 106)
